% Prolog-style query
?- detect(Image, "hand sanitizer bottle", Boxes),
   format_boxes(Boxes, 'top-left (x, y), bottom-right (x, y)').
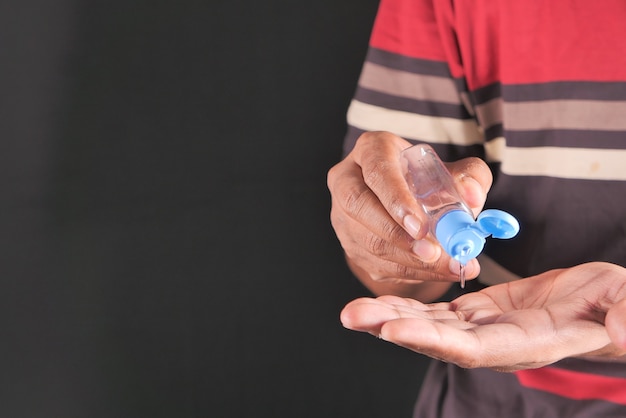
top-left (401, 144), bottom-right (520, 287)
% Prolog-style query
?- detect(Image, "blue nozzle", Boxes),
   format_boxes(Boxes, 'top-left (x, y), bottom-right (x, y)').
top-left (435, 209), bottom-right (520, 265)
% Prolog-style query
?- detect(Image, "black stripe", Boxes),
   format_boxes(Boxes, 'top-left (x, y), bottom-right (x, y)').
top-left (453, 77), bottom-right (470, 95)
top-left (469, 81), bottom-right (626, 104)
top-left (354, 87), bottom-right (472, 119)
top-left (502, 81), bottom-right (626, 102)
top-left (366, 47), bottom-right (451, 77)
top-left (504, 129), bottom-right (626, 149)
top-left (472, 82), bottom-right (501, 105)
top-left (416, 362), bottom-right (626, 417)
top-left (486, 173), bottom-right (626, 277)
top-left (426, 142), bottom-right (486, 162)
top-left (557, 358), bottom-right (626, 379)
top-left (484, 124), bottom-right (504, 141)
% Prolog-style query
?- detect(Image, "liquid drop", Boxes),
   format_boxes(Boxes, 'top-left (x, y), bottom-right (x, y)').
top-left (459, 263), bottom-right (466, 289)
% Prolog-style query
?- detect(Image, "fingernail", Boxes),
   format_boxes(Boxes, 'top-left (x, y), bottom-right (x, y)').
top-left (411, 239), bottom-right (438, 262)
top-left (460, 175), bottom-right (485, 207)
top-left (403, 214), bottom-right (421, 238)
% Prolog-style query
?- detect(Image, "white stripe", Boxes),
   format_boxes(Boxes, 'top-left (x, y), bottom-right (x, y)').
top-left (485, 137), bottom-right (626, 180)
top-left (347, 100), bottom-right (483, 146)
top-left (484, 137), bottom-right (507, 162)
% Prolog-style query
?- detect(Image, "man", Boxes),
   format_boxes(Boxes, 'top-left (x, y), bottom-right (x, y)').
top-left (328, 0), bottom-right (626, 416)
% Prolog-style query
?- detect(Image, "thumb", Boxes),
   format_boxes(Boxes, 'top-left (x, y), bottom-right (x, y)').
top-left (446, 157), bottom-right (493, 217)
top-left (606, 298), bottom-right (626, 350)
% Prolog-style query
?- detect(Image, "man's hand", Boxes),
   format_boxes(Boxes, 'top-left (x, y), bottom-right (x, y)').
top-left (341, 262), bottom-right (626, 371)
top-left (327, 131), bottom-right (492, 299)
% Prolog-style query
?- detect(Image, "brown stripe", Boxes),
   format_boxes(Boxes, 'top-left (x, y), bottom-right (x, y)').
top-left (359, 62), bottom-right (462, 104)
top-left (474, 97), bottom-right (502, 130)
top-left (504, 100), bottom-right (626, 131)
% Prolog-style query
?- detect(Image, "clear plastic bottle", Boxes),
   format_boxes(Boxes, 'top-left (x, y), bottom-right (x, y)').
top-left (401, 144), bottom-right (520, 286)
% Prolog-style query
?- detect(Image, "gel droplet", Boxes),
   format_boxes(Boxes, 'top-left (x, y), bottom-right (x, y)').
top-left (459, 263), bottom-right (466, 289)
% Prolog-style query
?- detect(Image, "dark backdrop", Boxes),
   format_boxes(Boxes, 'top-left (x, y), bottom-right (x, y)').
top-left (1, 1), bottom-right (429, 417)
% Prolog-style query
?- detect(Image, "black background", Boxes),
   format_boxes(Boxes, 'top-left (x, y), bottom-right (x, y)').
top-left (1, 1), bottom-right (429, 417)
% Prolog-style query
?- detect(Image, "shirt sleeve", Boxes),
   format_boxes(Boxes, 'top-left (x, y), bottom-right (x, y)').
top-left (343, 0), bottom-right (484, 161)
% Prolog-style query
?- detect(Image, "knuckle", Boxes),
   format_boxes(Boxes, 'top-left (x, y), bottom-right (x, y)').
top-left (362, 157), bottom-right (392, 189)
top-left (381, 208), bottom-right (409, 238)
top-left (365, 233), bottom-right (390, 256)
top-left (391, 261), bottom-right (438, 282)
top-left (381, 189), bottom-right (410, 221)
top-left (326, 163), bottom-right (344, 193)
top-left (355, 130), bottom-right (380, 147)
top-left (342, 184), bottom-right (372, 218)
top-left (328, 206), bottom-right (344, 231)
top-left (378, 212), bottom-right (408, 238)
top-left (392, 263), bottom-right (416, 280)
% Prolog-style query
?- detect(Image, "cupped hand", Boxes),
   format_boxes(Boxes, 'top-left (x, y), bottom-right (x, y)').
top-left (341, 262), bottom-right (626, 372)
top-left (327, 131), bottom-right (492, 289)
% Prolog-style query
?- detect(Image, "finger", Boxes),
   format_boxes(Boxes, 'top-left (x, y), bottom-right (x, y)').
top-left (349, 132), bottom-right (428, 240)
top-left (328, 132), bottom-right (482, 280)
top-left (379, 317), bottom-right (484, 366)
top-left (606, 298), bottom-right (626, 350)
top-left (332, 205), bottom-right (409, 260)
top-left (379, 317), bottom-right (550, 370)
top-left (377, 296), bottom-right (466, 322)
top-left (329, 162), bottom-right (414, 252)
top-left (341, 297), bottom-right (465, 334)
top-left (329, 157), bottom-right (447, 267)
top-left (331, 209), bottom-right (439, 280)
top-left (376, 295), bottom-right (432, 307)
top-left (380, 309), bottom-right (610, 370)
top-left (346, 239), bottom-right (477, 282)
top-left (340, 297), bottom-right (403, 334)
top-left (335, 211), bottom-right (480, 282)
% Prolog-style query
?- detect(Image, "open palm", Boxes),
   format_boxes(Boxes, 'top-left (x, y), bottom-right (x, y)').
top-left (341, 262), bottom-right (626, 371)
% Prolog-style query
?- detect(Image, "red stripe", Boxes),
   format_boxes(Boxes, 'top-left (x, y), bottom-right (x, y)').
top-left (369, 0), bottom-right (447, 62)
top-left (495, 1), bottom-right (626, 84)
top-left (516, 367), bottom-right (626, 405)
top-left (369, 0), bottom-right (626, 89)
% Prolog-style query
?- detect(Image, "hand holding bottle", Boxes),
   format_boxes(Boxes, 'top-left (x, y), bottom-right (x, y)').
top-left (327, 131), bottom-right (493, 301)
top-left (402, 143), bottom-right (519, 288)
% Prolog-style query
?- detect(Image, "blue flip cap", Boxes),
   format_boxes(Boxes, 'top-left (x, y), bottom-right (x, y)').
top-left (435, 209), bottom-right (520, 265)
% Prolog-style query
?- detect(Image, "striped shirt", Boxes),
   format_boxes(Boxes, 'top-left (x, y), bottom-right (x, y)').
top-left (343, 0), bottom-right (626, 416)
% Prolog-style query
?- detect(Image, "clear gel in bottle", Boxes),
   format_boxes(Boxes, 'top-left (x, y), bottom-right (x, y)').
top-left (401, 144), bottom-right (520, 287)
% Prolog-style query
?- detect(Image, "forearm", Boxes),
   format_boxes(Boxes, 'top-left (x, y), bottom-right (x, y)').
top-left (347, 256), bottom-right (452, 302)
